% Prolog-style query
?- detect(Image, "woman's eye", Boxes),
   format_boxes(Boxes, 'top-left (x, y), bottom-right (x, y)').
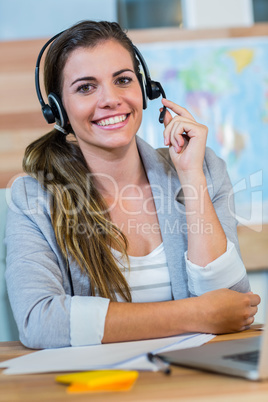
top-left (116, 76), bottom-right (132, 85)
top-left (77, 84), bottom-right (94, 93)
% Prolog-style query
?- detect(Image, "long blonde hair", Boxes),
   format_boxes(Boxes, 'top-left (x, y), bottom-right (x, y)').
top-left (23, 21), bottom-right (140, 302)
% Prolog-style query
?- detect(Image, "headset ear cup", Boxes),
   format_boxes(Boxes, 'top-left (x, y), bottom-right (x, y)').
top-left (41, 104), bottom-right (56, 124)
top-left (48, 93), bottom-right (68, 128)
top-left (147, 81), bottom-right (161, 100)
top-left (137, 72), bottom-right (147, 110)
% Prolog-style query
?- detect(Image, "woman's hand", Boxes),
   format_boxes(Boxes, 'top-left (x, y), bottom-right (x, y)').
top-left (162, 98), bottom-right (208, 183)
top-left (192, 289), bottom-right (261, 334)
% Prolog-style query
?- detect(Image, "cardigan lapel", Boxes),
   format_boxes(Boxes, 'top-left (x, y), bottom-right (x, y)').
top-left (136, 136), bottom-right (189, 299)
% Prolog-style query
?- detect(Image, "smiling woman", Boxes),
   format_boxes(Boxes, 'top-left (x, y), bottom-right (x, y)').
top-left (5, 20), bottom-right (260, 349)
top-left (61, 41), bottom-right (143, 152)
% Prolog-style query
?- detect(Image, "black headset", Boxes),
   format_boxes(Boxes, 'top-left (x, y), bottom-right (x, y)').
top-left (35, 31), bottom-right (167, 131)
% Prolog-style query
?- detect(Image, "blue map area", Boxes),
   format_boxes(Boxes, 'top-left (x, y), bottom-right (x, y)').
top-left (138, 37), bottom-right (268, 226)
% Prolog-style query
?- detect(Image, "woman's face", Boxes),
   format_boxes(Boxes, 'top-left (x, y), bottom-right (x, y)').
top-left (61, 40), bottom-right (143, 154)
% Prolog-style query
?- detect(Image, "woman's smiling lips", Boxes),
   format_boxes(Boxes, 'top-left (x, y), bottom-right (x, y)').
top-left (93, 113), bottom-right (130, 129)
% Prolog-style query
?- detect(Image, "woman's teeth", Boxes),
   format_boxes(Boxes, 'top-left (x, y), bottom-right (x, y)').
top-left (96, 114), bottom-right (127, 126)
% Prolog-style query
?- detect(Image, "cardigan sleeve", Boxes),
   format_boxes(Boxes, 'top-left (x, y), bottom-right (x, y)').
top-left (5, 177), bottom-right (110, 349)
top-left (185, 238), bottom-right (248, 296)
top-left (186, 147), bottom-right (250, 295)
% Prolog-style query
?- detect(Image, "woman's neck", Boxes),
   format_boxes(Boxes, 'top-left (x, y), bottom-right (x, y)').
top-left (81, 138), bottom-right (146, 195)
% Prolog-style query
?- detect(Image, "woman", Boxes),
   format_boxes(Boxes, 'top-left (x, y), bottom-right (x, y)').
top-left (5, 20), bottom-right (260, 349)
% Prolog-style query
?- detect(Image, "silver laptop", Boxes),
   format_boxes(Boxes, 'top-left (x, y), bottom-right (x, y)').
top-left (158, 307), bottom-right (268, 381)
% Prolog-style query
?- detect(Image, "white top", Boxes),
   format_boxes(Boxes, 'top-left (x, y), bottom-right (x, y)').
top-left (112, 242), bottom-right (172, 303)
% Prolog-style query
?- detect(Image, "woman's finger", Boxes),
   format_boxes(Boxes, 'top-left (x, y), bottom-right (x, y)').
top-left (251, 305), bottom-right (258, 315)
top-left (165, 118), bottom-right (207, 145)
top-left (169, 121), bottom-right (186, 151)
top-left (162, 108), bottom-right (174, 145)
top-left (249, 293), bottom-right (261, 307)
top-left (162, 107), bottom-right (173, 128)
top-left (162, 98), bottom-right (196, 121)
top-left (246, 316), bottom-right (255, 326)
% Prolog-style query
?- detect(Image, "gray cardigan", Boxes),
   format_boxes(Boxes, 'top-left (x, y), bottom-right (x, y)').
top-left (5, 136), bottom-right (250, 348)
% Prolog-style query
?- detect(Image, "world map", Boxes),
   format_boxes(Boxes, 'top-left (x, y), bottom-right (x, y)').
top-left (138, 37), bottom-right (268, 227)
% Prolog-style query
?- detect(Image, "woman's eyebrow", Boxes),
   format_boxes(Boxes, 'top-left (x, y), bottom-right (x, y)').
top-left (112, 68), bottom-right (134, 77)
top-left (71, 68), bottom-right (135, 87)
top-left (71, 76), bottom-right (95, 86)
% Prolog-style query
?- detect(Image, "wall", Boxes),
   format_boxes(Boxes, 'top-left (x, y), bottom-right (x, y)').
top-left (0, 0), bottom-right (117, 40)
top-left (182, 0), bottom-right (254, 28)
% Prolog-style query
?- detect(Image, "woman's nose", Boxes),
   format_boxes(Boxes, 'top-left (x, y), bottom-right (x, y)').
top-left (97, 85), bottom-right (121, 109)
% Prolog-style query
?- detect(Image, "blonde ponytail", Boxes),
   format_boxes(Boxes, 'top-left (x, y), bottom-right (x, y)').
top-left (23, 131), bottom-right (131, 302)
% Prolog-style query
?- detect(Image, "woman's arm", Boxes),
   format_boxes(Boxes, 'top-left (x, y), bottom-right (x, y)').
top-left (162, 98), bottom-right (230, 266)
top-left (102, 289), bottom-right (260, 343)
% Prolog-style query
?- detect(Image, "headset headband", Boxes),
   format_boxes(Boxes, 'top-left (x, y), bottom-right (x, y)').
top-left (35, 32), bottom-right (63, 108)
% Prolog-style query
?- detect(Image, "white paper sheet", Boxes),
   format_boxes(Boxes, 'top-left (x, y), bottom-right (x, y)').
top-left (117, 333), bottom-right (215, 371)
top-left (0, 333), bottom-right (215, 375)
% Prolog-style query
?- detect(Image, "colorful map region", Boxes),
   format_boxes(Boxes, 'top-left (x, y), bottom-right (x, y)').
top-left (139, 37), bottom-right (268, 225)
